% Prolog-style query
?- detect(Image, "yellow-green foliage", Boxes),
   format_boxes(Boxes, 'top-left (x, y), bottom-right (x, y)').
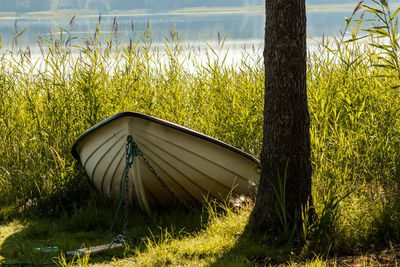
top-left (125, 204), bottom-right (252, 266)
top-left (0, 29), bottom-right (264, 218)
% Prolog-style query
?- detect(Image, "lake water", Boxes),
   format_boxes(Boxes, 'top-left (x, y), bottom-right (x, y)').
top-left (0, 10), bottom-right (353, 49)
top-left (0, 9), bottom-right (357, 68)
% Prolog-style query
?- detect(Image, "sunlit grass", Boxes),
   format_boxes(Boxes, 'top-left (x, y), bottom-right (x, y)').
top-left (0, 200), bottom-right (253, 266)
top-left (0, 22), bottom-right (264, 222)
top-left (0, 201), bottom-right (398, 266)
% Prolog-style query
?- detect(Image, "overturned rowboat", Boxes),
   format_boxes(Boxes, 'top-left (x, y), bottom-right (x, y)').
top-left (71, 112), bottom-right (260, 214)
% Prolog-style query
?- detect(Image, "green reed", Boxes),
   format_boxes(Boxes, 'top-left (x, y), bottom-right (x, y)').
top-left (0, 19), bottom-right (264, 220)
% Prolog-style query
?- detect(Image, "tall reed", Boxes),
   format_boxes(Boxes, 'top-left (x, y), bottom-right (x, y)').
top-left (307, 0), bottom-right (400, 252)
top-left (0, 17), bottom-right (264, 219)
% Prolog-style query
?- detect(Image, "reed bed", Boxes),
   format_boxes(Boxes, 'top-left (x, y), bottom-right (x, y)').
top-left (0, 21), bottom-right (265, 220)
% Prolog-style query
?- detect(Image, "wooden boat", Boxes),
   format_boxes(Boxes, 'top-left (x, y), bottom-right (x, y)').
top-left (71, 112), bottom-right (260, 214)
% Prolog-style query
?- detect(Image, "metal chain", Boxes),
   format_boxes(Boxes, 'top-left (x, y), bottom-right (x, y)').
top-left (122, 137), bottom-right (133, 238)
top-left (99, 136), bottom-right (133, 247)
top-left (132, 142), bottom-right (200, 214)
top-left (111, 136), bottom-right (135, 245)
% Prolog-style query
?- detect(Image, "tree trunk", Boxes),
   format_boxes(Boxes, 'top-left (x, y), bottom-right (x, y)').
top-left (251, 0), bottom-right (312, 234)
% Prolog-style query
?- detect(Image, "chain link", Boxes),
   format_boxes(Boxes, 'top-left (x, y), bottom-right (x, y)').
top-left (114, 136), bottom-right (135, 244)
top-left (103, 135), bottom-right (200, 250)
top-left (132, 142), bottom-right (199, 214)
top-left (119, 136), bottom-right (199, 244)
top-left (122, 139), bottom-right (131, 237)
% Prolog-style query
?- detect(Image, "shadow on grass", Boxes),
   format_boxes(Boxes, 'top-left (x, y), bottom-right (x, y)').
top-left (0, 200), bottom-right (205, 266)
top-left (209, 222), bottom-right (295, 266)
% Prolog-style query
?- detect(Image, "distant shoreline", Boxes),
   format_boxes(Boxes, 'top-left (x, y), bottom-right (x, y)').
top-left (1, 3), bottom-right (398, 19)
top-left (171, 4), bottom-right (358, 14)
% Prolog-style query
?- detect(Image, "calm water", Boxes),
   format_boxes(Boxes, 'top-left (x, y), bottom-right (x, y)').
top-left (0, 10), bottom-right (352, 49)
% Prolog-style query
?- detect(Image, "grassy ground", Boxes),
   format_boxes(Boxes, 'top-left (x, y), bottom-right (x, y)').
top-left (0, 201), bottom-right (399, 266)
top-left (0, 199), bottom-right (216, 266)
top-left (1, 0), bottom-right (400, 265)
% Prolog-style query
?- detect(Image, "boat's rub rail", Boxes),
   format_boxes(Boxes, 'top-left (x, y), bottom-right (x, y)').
top-left (71, 111), bottom-right (260, 166)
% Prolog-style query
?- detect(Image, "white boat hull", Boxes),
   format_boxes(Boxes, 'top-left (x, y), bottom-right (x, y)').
top-left (72, 112), bottom-right (260, 213)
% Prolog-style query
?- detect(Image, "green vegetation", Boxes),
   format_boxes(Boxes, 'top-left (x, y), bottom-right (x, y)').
top-left (1, 0), bottom-right (400, 265)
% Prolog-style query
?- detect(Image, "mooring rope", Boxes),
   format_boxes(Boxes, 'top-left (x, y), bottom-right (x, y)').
top-left (100, 135), bottom-right (135, 242)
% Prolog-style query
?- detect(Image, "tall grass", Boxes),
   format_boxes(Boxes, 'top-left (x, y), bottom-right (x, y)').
top-left (306, 0), bottom-right (400, 253)
top-left (0, 18), bottom-right (264, 220)
top-left (1, 0), bottom-right (400, 257)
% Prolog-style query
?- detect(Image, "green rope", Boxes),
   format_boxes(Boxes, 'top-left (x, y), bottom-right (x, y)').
top-left (2, 137), bottom-right (137, 264)
top-left (100, 135), bottom-right (136, 239)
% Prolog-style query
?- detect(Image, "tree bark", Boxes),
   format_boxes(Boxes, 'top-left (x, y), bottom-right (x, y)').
top-left (251, 0), bottom-right (312, 234)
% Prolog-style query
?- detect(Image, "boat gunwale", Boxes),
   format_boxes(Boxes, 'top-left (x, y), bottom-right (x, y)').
top-left (71, 111), bottom-right (260, 166)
